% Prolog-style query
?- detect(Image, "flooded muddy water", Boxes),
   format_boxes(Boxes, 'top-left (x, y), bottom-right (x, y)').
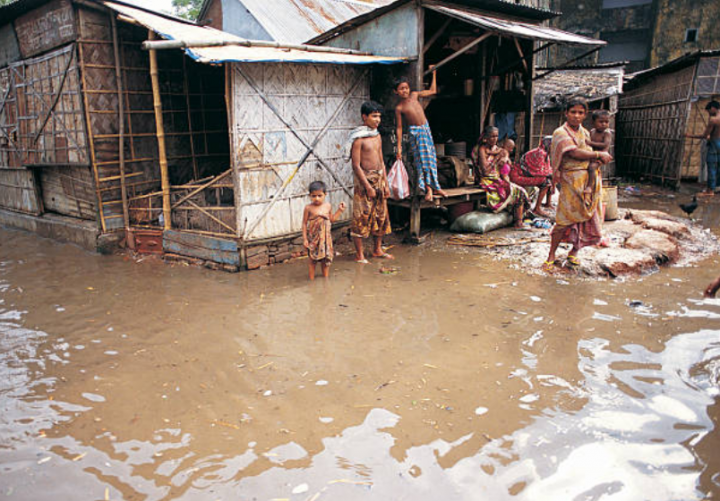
top-left (1, 225), bottom-right (719, 500)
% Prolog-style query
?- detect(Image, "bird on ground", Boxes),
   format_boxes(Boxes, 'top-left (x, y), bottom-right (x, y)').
top-left (679, 195), bottom-right (698, 219)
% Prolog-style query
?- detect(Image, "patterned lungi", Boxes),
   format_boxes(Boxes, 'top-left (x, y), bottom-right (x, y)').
top-left (350, 170), bottom-right (391, 239)
top-left (409, 122), bottom-right (442, 193)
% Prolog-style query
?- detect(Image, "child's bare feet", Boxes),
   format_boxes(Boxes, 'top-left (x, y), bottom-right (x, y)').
top-left (372, 252), bottom-right (394, 259)
top-left (424, 189), bottom-right (433, 202)
top-left (435, 188), bottom-right (448, 198)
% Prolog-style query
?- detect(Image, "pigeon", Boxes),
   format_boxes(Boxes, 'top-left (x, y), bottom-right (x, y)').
top-left (679, 195), bottom-right (698, 218)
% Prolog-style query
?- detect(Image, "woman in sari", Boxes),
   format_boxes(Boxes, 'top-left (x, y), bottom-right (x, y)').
top-left (545, 98), bottom-right (612, 268)
top-left (510, 136), bottom-right (554, 216)
top-left (472, 127), bottom-right (528, 228)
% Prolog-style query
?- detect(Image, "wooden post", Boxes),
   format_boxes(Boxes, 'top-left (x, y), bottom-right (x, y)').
top-left (523, 39), bottom-right (534, 154)
top-left (409, 196), bottom-right (421, 243)
top-left (148, 30), bottom-right (171, 231)
top-left (111, 15), bottom-right (129, 230)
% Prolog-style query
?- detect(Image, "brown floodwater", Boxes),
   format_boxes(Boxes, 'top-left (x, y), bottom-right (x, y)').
top-left (0, 222), bottom-right (719, 501)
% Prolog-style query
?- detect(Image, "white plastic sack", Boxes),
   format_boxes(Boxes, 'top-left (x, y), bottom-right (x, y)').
top-left (387, 159), bottom-right (410, 200)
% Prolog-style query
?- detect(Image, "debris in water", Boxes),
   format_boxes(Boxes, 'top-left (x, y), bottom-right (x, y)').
top-left (292, 484), bottom-right (309, 494)
top-left (379, 266), bottom-right (399, 275)
top-left (37, 456), bottom-right (51, 464)
top-left (475, 407), bottom-right (488, 416)
top-left (263, 390), bottom-right (272, 396)
top-left (315, 380), bottom-right (328, 386)
top-left (319, 417), bottom-right (334, 424)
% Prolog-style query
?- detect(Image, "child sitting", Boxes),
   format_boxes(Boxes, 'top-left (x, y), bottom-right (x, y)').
top-left (302, 180), bottom-right (345, 280)
top-left (585, 110), bottom-right (612, 196)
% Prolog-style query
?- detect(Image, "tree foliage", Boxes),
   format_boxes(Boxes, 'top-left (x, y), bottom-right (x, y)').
top-left (0, 0), bottom-right (17, 6)
top-left (172, 0), bottom-right (203, 20)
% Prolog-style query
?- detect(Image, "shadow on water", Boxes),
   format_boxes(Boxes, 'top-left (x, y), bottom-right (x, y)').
top-left (0, 225), bottom-right (719, 500)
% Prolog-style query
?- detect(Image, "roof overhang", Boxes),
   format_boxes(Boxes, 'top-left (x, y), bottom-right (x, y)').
top-left (426, 5), bottom-right (605, 46)
top-left (104, 1), bottom-right (406, 65)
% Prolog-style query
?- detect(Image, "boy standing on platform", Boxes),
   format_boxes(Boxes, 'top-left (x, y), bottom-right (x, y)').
top-left (394, 69), bottom-right (448, 202)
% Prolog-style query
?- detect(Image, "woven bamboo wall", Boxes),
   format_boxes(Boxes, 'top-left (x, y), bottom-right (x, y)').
top-left (77, 6), bottom-right (232, 234)
top-left (232, 63), bottom-right (367, 241)
top-left (616, 65), bottom-right (695, 185)
top-left (0, 42), bottom-right (88, 216)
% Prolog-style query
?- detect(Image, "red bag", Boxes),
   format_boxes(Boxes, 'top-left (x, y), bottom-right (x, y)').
top-left (387, 159), bottom-right (410, 200)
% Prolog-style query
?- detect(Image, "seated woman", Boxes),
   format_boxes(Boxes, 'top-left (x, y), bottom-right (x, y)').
top-left (472, 127), bottom-right (529, 228)
top-left (509, 136), bottom-right (554, 217)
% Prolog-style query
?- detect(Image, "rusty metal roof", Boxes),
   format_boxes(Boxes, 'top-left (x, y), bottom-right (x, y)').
top-left (234, 0), bottom-right (393, 44)
top-left (534, 66), bottom-right (625, 111)
top-left (104, 1), bottom-right (405, 65)
top-left (427, 5), bottom-right (605, 45)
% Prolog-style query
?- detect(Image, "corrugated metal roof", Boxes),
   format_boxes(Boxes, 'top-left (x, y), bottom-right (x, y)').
top-left (624, 49), bottom-right (720, 91)
top-left (104, 1), bottom-right (404, 65)
top-left (237, 0), bottom-right (392, 45)
top-left (534, 67), bottom-right (624, 110)
top-left (426, 5), bottom-right (606, 45)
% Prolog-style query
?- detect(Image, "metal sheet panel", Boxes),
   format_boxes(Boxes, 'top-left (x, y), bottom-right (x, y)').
top-left (426, 5), bottom-right (606, 45)
top-left (323, 1), bottom-right (419, 58)
top-left (103, 1), bottom-right (405, 65)
top-left (13, 0), bottom-right (76, 58)
top-left (234, 0), bottom-right (391, 45)
top-left (232, 62), bottom-right (361, 241)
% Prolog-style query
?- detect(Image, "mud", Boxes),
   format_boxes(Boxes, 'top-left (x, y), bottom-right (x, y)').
top-left (1, 219), bottom-right (719, 500)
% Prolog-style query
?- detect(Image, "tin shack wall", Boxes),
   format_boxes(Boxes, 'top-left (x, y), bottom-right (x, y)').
top-left (231, 62), bottom-right (369, 243)
top-left (321, 2), bottom-right (420, 58)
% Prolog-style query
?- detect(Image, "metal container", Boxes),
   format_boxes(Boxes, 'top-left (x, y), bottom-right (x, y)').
top-left (445, 141), bottom-right (467, 159)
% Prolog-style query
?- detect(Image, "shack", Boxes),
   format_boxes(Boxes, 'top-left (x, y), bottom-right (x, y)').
top-left (616, 50), bottom-right (720, 187)
top-left (0, 0), bottom-right (403, 268)
top-left (308, 0), bottom-right (606, 238)
top-left (521, 62), bottom-right (625, 178)
top-left (196, 0), bottom-right (391, 45)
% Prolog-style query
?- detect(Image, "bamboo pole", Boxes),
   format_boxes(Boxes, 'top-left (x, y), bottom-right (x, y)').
top-left (182, 55), bottom-right (199, 180)
top-left (111, 15), bottom-right (129, 230)
top-left (148, 30), bottom-right (171, 231)
top-left (77, 15), bottom-right (107, 232)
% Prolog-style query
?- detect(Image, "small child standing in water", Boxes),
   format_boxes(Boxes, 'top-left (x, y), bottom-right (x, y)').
top-left (585, 110), bottom-right (612, 196)
top-left (302, 181), bottom-right (346, 280)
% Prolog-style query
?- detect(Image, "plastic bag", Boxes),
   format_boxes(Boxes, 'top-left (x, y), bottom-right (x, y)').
top-left (449, 210), bottom-right (513, 234)
top-left (387, 159), bottom-right (410, 200)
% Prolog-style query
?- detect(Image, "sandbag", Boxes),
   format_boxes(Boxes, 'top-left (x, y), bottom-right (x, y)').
top-left (449, 210), bottom-right (513, 234)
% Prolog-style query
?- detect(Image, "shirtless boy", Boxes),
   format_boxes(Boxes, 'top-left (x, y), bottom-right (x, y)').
top-left (394, 70), bottom-right (448, 202)
top-left (585, 110), bottom-right (612, 196)
top-left (686, 100), bottom-right (720, 196)
top-left (349, 101), bottom-right (392, 263)
top-left (302, 180), bottom-right (346, 280)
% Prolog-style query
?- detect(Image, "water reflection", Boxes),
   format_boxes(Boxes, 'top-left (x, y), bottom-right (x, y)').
top-left (0, 227), bottom-right (718, 500)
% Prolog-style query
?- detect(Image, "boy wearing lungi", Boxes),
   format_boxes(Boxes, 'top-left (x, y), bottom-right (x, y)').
top-left (394, 69), bottom-right (448, 202)
top-left (347, 101), bottom-right (392, 263)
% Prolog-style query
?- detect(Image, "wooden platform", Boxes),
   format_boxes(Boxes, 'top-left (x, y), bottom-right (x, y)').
top-left (388, 186), bottom-right (487, 242)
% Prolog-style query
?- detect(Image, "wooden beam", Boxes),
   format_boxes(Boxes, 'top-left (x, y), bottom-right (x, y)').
top-left (111, 15), bottom-right (129, 230)
top-left (171, 168), bottom-right (232, 209)
top-left (148, 30), bottom-right (171, 231)
top-left (424, 32), bottom-right (492, 76)
top-left (513, 38), bottom-right (528, 74)
top-left (423, 17), bottom-right (452, 55)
